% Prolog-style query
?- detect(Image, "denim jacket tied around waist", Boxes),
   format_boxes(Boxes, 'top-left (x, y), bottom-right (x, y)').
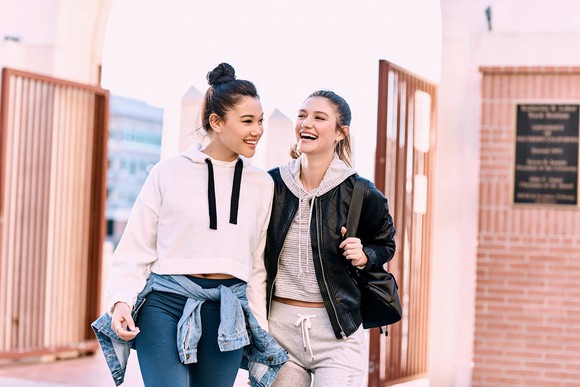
top-left (91, 273), bottom-right (288, 387)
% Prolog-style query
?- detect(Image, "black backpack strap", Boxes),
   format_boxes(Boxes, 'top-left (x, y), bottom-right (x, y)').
top-left (346, 176), bottom-right (366, 238)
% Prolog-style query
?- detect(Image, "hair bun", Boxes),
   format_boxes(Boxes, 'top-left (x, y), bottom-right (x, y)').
top-left (207, 63), bottom-right (236, 86)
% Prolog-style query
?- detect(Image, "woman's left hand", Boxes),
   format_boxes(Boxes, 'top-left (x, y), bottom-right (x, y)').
top-left (340, 226), bottom-right (368, 268)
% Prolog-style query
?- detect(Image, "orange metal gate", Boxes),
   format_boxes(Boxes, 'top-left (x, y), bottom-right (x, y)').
top-left (370, 60), bottom-right (437, 385)
top-left (0, 68), bottom-right (108, 359)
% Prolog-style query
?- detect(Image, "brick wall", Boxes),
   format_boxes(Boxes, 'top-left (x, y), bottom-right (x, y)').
top-left (473, 66), bottom-right (580, 387)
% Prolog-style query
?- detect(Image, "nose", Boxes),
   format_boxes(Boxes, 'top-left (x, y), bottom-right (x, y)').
top-left (250, 124), bottom-right (263, 136)
top-left (301, 116), bottom-right (313, 128)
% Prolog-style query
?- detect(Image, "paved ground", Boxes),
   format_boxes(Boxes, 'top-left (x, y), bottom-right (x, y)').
top-left (0, 352), bottom-right (250, 387)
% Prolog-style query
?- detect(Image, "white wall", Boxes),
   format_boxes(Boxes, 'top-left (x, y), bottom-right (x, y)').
top-left (0, 0), bottom-right (111, 84)
top-left (101, 0), bottom-right (442, 177)
top-left (433, 1), bottom-right (580, 386)
top-left (0, 0), bottom-right (59, 72)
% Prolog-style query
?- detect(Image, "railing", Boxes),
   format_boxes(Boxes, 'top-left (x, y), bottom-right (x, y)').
top-left (0, 68), bottom-right (108, 359)
top-left (370, 60), bottom-right (437, 385)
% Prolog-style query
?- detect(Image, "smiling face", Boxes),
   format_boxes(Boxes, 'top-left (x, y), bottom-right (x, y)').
top-left (295, 96), bottom-right (347, 159)
top-left (208, 96), bottom-right (264, 160)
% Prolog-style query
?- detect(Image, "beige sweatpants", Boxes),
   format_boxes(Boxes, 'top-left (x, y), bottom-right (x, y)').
top-left (269, 300), bottom-right (367, 387)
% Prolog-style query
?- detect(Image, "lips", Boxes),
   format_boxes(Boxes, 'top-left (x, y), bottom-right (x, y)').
top-left (300, 132), bottom-right (318, 140)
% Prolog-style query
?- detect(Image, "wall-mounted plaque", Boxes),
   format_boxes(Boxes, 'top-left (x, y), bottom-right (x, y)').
top-left (513, 103), bottom-right (579, 206)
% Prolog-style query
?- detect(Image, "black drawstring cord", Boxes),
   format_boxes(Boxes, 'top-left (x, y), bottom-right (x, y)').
top-left (205, 158), bottom-right (218, 230)
top-left (205, 157), bottom-right (244, 230)
top-left (229, 159), bottom-right (243, 225)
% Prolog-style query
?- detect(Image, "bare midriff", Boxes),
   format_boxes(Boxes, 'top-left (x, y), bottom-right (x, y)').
top-left (273, 296), bottom-right (325, 308)
top-left (190, 273), bottom-right (236, 279)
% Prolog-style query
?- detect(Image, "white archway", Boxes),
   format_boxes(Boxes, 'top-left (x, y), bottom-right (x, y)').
top-left (0, 0), bottom-right (112, 85)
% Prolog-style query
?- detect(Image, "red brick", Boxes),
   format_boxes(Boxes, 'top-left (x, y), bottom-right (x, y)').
top-left (475, 68), bottom-right (580, 387)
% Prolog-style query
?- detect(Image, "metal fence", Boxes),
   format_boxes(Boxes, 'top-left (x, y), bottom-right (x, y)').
top-left (0, 68), bottom-right (108, 359)
top-left (370, 60), bottom-right (437, 385)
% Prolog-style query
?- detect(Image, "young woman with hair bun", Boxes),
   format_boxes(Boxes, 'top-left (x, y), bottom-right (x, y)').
top-left (93, 63), bottom-right (287, 387)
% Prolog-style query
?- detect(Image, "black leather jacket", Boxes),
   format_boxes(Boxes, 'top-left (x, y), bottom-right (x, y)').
top-left (265, 169), bottom-right (396, 339)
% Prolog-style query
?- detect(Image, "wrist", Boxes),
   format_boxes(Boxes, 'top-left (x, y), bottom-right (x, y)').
top-left (112, 301), bottom-right (130, 312)
top-left (356, 251), bottom-right (369, 270)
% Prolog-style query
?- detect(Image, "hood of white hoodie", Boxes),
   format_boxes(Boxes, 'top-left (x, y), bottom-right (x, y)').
top-left (180, 142), bottom-right (251, 168)
top-left (179, 142), bottom-right (249, 230)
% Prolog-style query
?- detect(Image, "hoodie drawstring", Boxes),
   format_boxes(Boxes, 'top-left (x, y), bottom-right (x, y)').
top-left (205, 159), bottom-right (218, 230)
top-left (298, 190), bottom-right (319, 276)
top-left (229, 159), bottom-right (243, 225)
top-left (298, 198), bottom-right (302, 276)
top-left (205, 158), bottom-right (243, 230)
top-left (305, 195), bottom-right (317, 274)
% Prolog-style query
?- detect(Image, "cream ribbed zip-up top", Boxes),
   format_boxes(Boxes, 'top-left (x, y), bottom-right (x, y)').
top-left (273, 155), bottom-right (356, 302)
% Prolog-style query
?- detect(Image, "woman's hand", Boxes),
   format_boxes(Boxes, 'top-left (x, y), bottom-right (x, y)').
top-left (111, 301), bottom-right (140, 341)
top-left (340, 226), bottom-right (368, 268)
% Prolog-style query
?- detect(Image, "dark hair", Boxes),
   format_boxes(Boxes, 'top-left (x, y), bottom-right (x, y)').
top-left (201, 63), bottom-right (259, 134)
top-left (290, 89), bottom-right (353, 166)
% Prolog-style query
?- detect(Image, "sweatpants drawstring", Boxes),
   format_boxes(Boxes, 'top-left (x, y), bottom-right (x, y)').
top-left (295, 314), bottom-right (317, 361)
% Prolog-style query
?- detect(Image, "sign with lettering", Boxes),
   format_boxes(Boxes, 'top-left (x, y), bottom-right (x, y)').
top-left (513, 103), bottom-right (579, 206)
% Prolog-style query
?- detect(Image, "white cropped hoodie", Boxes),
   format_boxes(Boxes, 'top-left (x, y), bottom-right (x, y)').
top-left (105, 143), bottom-right (274, 328)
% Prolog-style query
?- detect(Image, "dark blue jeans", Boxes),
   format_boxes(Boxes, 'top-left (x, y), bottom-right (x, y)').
top-left (135, 276), bottom-right (244, 387)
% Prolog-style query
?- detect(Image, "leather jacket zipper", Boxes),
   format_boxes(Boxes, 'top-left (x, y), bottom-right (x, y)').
top-left (314, 198), bottom-right (346, 339)
top-left (267, 272), bottom-right (278, 320)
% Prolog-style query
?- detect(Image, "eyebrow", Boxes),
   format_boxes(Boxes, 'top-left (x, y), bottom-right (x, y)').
top-left (239, 113), bottom-right (264, 119)
top-left (299, 109), bottom-right (329, 116)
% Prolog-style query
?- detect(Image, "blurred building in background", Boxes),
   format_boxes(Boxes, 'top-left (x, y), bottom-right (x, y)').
top-left (106, 95), bottom-right (163, 245)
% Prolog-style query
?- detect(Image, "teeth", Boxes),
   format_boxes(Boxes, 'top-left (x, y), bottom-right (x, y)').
top-left (244, 140), bottom-right (257, 145)
top-left (301, 134), bottom-right (317, 140)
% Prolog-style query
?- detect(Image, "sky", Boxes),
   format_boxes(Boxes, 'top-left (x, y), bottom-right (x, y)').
top-left (101, 0), bottom-right (441, 176)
